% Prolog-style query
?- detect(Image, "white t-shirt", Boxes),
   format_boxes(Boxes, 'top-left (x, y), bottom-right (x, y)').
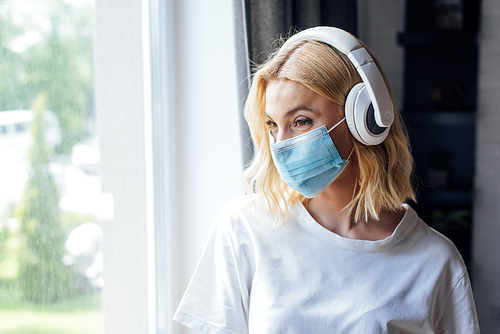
top-left (174, 195), bottom-right (479, 333)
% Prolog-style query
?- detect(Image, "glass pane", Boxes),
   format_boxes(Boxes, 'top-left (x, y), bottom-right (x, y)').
top-left (0, 0), bottom-right (102, 333)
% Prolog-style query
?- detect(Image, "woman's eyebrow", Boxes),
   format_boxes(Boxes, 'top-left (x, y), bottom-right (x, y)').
top-left (264, 106), bottom-right (318, 119)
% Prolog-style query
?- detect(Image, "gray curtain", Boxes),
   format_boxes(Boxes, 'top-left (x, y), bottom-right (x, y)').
top-left (233, 0), bottom-right (358, 166)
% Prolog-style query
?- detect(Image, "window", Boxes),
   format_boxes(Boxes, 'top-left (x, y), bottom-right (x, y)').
top-left (14, 123), bottom-right (23, 132)
top-left (1, 0), bottom-right (242, 333)
top-left (0, 0), bottom-right (103, 333)
top-left (95, 0), bottom-right (242, 332)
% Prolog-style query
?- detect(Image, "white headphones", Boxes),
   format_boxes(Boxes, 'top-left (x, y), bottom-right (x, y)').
top-left (279, 26), bottom-right (394, 146)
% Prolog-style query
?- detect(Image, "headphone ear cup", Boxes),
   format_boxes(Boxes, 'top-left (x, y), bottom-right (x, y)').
top-left (345, 83), bottom-right (367, 145)
top-left (345, 83), bottom-right (390, 146)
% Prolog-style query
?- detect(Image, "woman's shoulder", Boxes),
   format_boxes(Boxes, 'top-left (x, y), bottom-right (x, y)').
top-left (217, 194), bottom-right (262, 217)
top-left (419, 220), bottom-right (463, 257)
top-left (214, 194), bottom-right (273, 230)
top-left (408, 209), bottom-right (468, 274)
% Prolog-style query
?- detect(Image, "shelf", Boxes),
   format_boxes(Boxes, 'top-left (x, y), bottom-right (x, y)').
top-left (398, 31), bottom-right (477, 46)
top-left (403, 111), bottom-right (475, 126)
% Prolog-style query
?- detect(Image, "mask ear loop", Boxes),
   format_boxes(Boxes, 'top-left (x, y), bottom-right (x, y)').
top-left (326, 117), bottom-right (353, 161)
top-left (272, 117), bottom-right (347, 145)
top-left (327, 117), bottom-right (346, 133)
top-left (345, 147), bottom-right (354, 162)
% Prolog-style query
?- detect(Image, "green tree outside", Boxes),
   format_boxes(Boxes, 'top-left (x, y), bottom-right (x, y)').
top-left (0, 0), bottom-right (94, 152)
top-left (16, 94), bottom-right (74, 303)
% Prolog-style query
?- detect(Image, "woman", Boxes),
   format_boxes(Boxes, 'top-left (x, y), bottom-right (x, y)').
top-left (174, 27), bottom-right (479, 333)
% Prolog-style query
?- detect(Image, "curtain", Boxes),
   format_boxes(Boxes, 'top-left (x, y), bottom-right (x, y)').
top-left (233, 0), bottom-right (358, 166)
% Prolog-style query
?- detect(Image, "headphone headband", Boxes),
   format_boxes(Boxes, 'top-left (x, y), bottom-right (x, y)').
top-left (279, 27), bottom-right (394, 128)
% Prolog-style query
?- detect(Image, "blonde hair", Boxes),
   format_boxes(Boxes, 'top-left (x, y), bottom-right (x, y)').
top-left (243, 36), bottom-right (415, 226)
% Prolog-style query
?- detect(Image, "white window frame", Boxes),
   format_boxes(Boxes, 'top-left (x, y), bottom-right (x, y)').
top-left (95, 1), bottom-right (242, 333)
top-left (144, 0), bottom-right (180, 333)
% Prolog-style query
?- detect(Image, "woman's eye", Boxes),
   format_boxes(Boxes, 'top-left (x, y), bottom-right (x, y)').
top-left (266, 120), bottom-right (277, 128)
top-left (296, 118), bottom-right (312, 127)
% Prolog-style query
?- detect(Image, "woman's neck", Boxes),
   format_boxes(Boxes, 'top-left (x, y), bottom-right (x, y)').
top-left (304, 163), bottom-right (403, 241)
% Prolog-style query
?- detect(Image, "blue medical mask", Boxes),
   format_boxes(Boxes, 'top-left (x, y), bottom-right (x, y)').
top-left (270, 118), bottom-right (353, 198)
